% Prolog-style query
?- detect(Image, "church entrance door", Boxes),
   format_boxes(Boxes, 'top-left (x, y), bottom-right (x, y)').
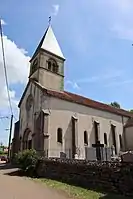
top-left (22, 128), bottom-right (32, 150)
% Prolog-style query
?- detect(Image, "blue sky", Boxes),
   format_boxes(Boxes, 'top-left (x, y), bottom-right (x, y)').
top-left (1, 0), bottom-right (133, 145)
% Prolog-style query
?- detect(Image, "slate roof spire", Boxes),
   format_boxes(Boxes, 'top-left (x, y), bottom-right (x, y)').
top-left (31, 20), bottom-right (65, 61)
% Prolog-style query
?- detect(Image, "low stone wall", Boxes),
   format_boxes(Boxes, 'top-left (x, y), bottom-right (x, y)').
top-left (36, 158), bottom-right (133, 197)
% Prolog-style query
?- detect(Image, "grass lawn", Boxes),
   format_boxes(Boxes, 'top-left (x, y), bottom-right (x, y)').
top-left (33, 178), bottom-right (130, 199)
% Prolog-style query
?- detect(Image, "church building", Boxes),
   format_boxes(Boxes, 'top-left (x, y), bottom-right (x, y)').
top-left (16, 24), bottom-right (133, 160)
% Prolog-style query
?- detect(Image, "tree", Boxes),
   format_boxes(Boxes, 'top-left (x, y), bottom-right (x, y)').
top-left (110, 101), bottom-right (121, 109)
top-left (0, 142), bottom-right (3, 147)
top-left (129, 109), bottom-right (133, 112)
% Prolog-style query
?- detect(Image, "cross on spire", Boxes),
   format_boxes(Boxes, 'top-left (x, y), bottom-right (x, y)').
top-left (48, 16), bottom-right (52, 26)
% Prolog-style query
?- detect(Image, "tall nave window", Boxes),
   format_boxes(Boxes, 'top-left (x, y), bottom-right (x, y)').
top-left (119, 134), bottom-right (123, 150)
top-left (84, 131), bottom-right (88, 145)
top-left (57, 128), bottom-right (63, 143)
top-left (104, 133), bottom-right (107, 146)
top-left (94, 121), bottom-right (99, 143)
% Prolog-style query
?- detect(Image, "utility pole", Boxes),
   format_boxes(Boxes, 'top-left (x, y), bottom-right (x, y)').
top-left (0, 20), bottom-right (14, 160)
top-left (7, 114), bottom-right (13, 159)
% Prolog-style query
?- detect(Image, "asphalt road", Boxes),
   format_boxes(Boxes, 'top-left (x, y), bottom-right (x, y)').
top-left (0, 163), bottom-right (71, 199)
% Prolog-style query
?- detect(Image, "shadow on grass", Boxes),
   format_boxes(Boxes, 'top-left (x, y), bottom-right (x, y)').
top-left (34, 176), bottom-right (131, 199)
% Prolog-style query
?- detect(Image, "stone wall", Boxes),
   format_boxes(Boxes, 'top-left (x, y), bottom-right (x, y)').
top-left (36, 158), bottom-right (133, 197)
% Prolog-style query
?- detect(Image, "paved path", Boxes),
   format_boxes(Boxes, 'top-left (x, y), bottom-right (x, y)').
top-left (0, 163), bottom-right (71, 199)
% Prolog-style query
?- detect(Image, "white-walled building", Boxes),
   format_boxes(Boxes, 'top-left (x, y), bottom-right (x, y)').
top-left (17, 25), bottom-right (133, 160)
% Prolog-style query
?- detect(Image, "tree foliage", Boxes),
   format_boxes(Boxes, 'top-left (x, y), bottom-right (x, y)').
top-left (110, 101), bottom-right (121, 109)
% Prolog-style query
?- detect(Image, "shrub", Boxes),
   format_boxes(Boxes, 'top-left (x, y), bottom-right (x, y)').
top-left (15, 149), bottom-right (39, 176)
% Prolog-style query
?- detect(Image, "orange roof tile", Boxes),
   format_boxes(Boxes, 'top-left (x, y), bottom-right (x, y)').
top-left (33, 80), bottom-right (133, 118)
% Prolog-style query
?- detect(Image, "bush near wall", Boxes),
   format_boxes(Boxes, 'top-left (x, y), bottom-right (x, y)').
top-left (36, 158), bottom-right (133, 197)
top-left (15, 149), bottom-right (39, 176)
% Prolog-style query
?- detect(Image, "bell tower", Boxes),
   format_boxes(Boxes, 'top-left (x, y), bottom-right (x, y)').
top-left (29, 25), bottom-right (65, 91)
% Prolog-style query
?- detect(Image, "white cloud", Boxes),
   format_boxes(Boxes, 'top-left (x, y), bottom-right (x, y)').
top-left (66, 80), bottom-right (80, 90)
top-left (81, 1), bottom-right (133, 41)
top-left (109, 0), bottom-right (133, 12)
top-left (0, 34), bottom-right (30, 114)
top-left (52, 4), bottom-right (60, 16)
top-left (66, 68), bottom-right (133, 90)
top-left (100, 0), bottom-right (133, 40)
top-left (20, 48), bottom-right (28, 54)
top-left (1, 19), bottom-right (6, 25)
top-left (105, 79), bottom-right (133, 88)
top-left (67, 69), bottom-right (124, 86)
top-left (73, 82), bottom-right (80, 90)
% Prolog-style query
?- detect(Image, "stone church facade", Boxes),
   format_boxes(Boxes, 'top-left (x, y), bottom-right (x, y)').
top-left (14, 25), bottom-right (133, 159)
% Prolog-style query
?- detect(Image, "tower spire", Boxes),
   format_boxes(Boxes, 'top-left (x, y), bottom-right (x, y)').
top-left (31, 19), bottom-right (65, 61)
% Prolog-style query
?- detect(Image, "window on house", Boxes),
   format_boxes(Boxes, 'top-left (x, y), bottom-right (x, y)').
top-left (53, 63), bottom-right (58, 73)
top-left (94, 121), bottom-right (99, 143)
top-left (104, 133), bottom-right (107, 146)
top-left (57, 128), bottom-right (62, 143)
top-left (26, 95), bottom-right (33, 111)
top-left (119, 134), bottom-right (123, 149)
top-left (31, 58), bottom-right (38, 74)
top-left (47, 59), bottom-right (58, 73)
top-left (84, 131), bottom-right (88, 145)
top-left (111, 125), bottom-right (117, 154)
top-left (48, 61), bottom-right (51, 70)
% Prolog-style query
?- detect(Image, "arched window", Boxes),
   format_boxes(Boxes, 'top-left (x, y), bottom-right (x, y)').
top-left (119, 134), bottom-right (123, 149)
top-left (111, 125), bottom-right (117, 154)
top-left (31, 58), bottom-right (38, 74)
top-left (22, 129), bottom-right (32, 150)
top-left (48, 61), bottom-right (51, 70)
top-left (104, 133), bottom-right (107, 146)
top-left (53, 62), bottom-right (58, 73)
top-left (94, 121), bottom-right (99, 143)
top-left (26, 95), bottom-right (33, 111)
top-left (57, 128), bottom-right (62, 143)
top-left (84, 131), bottom-right (88, 145)
top-left (47, 59), bottom-right (58, 73)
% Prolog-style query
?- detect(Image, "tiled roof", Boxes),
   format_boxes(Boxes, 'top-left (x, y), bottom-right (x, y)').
top-left (33, 80), bottom-right (133, 118)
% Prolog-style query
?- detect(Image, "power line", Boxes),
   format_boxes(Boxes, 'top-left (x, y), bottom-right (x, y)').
top-left (0, 112), bottom-right (9, 129)
top-left (0, 116), bottom-right (9, 119)
top-left (0, 19), bottom-right (13, 116)
top-left (13, 114), bottom-right (17, 121)
top-left (0, 19), bottom-right (14, 159)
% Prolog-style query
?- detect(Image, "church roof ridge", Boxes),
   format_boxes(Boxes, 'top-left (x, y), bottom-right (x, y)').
top-left (32, 80), bottom-right (133, 118)
top-left (18, 79), bottom-right (133, 118)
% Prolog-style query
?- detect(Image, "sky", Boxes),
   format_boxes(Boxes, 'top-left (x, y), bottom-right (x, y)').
top-left (0, 0), bottom-right (133, 145)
